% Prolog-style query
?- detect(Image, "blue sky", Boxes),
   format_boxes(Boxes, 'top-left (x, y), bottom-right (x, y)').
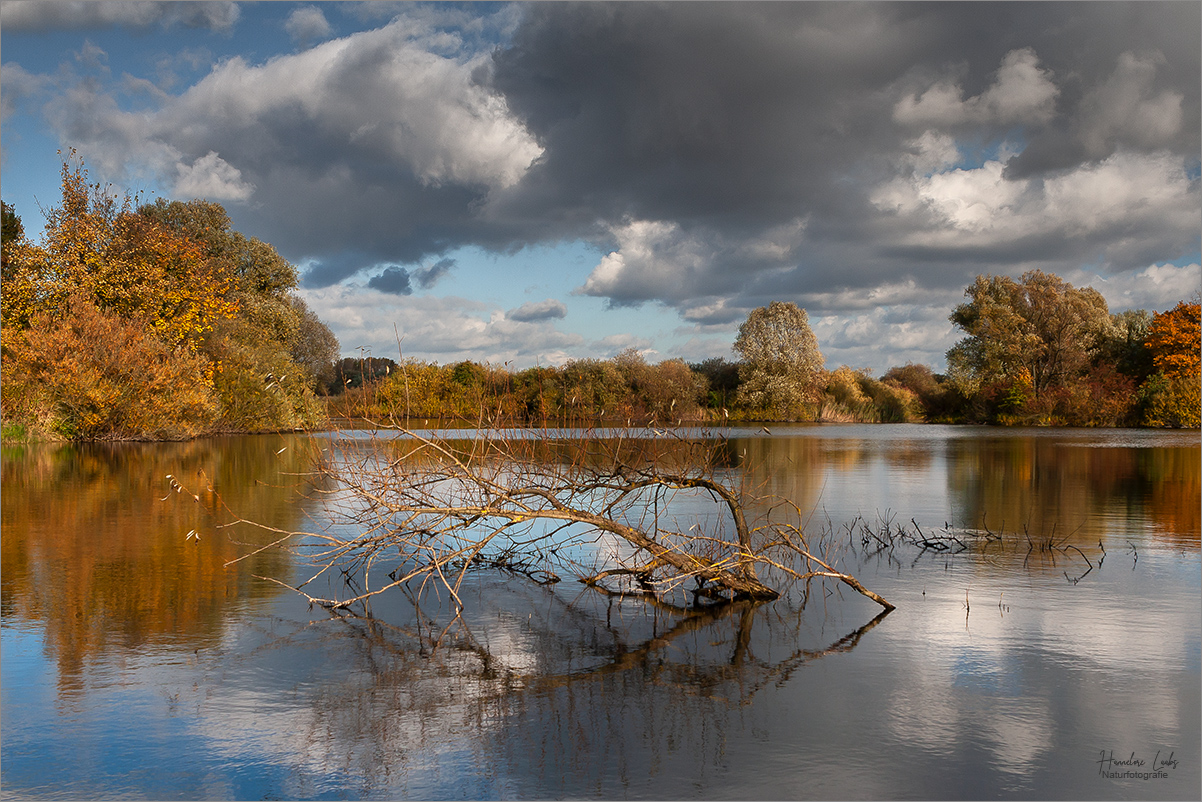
top-left (3, 2), bottom-right (1199, 371)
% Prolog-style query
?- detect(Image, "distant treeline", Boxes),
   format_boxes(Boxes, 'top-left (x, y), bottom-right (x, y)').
top-left (328, 279), bottom-right (1199, 429)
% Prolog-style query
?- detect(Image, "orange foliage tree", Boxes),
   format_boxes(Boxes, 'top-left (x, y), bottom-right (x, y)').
top-left (1141, 301), bottom-right (1201, 428)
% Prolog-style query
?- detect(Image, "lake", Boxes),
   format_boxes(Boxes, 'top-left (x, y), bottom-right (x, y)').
top-left (2, 424), bottom-right (1199, 800)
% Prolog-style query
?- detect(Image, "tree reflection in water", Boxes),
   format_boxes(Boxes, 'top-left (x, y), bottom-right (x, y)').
top-left (221, 573), bottom-right (891, 797)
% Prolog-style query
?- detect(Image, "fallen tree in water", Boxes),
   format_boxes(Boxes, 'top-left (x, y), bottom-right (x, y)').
top-left (225, 420), bottom-right (894, 613)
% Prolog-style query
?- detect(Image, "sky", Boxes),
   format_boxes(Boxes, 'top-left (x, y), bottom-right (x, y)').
top-left (2, 1), bottom-right (1199, 372)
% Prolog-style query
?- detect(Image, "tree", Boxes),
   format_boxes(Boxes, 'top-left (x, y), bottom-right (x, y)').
top-left (289, 295), bottom-right (340, 391)
top-left (139, 195), bottom-right (326, 431)
top-left (1141, 301), bottom-right (1201, 428)
top-left (3, 297), bottom-right (218, 439)
top-left (1, 201), bottom-right (38, 329)
top-left (3, 156), bottom-right (238, 350)
top-left (1, 155), bottom-right (337, 438)
top-left (1100, 308), bottom-right (1154, 381)
top-left (231, 421), bottom-right (893, 612)
top-left (1145, 301), bottom-right (1201, 379)
top-left (947, 271), bottom-right (1111, 399)
top-left (690, 357), bottom-right (740, 411)
top-left (733, 301), bottom-right (824, 419)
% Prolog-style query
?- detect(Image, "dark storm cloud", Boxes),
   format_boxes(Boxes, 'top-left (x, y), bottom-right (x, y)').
top-left (412, 258), bottom-right (454, 290)
top-left (360, 257), bottom-right (452, 295)
top-left (366, 266), bottom-right (413, 296)
top-left (25, 2), bottom-right (1200, 311)
top-left (486, 2), bottom-right (1199, 314)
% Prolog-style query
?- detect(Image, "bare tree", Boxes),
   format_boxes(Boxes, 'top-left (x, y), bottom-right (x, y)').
top-left (228, 417), bottom-right (893, 613)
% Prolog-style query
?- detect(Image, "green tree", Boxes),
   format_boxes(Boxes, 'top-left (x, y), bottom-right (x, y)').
top-left (1101, 308), bottom-right (1154, 380)
top-left (733, 301), bottom-right (824, 419)
top-left (947, 271), bottom-right (1111, 400)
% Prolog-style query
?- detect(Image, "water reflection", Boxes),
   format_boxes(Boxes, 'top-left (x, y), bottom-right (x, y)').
top-left (179, 580), bottom-right (893, 799)
top-left (1, 427), bottom-right (1198, 800)
top-left (0, 436), bottom-right (315, 694)
top-left (946, 433), bottom-right (1200, 550)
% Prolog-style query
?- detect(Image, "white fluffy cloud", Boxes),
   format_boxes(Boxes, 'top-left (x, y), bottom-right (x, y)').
top-left (1068, 262), bottom-right (1201, 313)
top-left (284, 6), bottom-right (333, 48)
top-left (811, 302), bottom-right (962, 374)
top-left (872, 150), bottom-right (1198, 250)
top-left (46, 15), bottom-right (542, 211)
top-left (173, 151), bottom-right (255, 201)
top-left (579, 217), bottom-right (805, 308)
top-left (163, 23), bottom-right (541, 191)
top-left (894, 48), bottom-right (1058, 128)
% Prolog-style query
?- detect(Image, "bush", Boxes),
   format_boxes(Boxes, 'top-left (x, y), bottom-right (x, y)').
top-left (1141, 371), bottom-right (1201, 429)
top-left (2, 297), bottom-right (218, 439)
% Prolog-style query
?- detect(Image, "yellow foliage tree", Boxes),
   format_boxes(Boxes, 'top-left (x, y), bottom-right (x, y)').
top-left (9, 154), bottom-right (238, 351)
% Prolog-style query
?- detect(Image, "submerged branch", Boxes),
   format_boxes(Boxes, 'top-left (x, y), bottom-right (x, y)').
top-left (236, 421), bottom-right (897, 614)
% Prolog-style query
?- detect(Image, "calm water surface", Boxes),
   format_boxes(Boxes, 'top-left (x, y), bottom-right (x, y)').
top-left (2, 425), bottom-right (1199, 800)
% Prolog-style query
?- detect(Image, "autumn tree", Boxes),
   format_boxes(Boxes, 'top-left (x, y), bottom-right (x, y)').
top-left (1, 154), bottom-right (339, 438)
top-left (1141, 301), bottom-right (1201, 428)
top-left (733, 301), bottom-right (825, 419)
top-left (947, 271), bottom-right (1112, 401)
top-left (139, 197), bottom-right (333, 429)
top-left (1, 201), bottom-right (39, 329)
top-left (8, 156), bottom-right (238, 347)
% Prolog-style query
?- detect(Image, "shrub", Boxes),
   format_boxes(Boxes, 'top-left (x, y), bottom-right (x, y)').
top-left (2, 297), bottom-right (218, 439)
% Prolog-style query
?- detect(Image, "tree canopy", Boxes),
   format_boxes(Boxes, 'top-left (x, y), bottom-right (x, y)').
top-left (947, 270), bottom-right (1111, 398)
top-left (1, 153), bottom-right (339, 439)
top-left (733, 301), bottom-right (825, 419)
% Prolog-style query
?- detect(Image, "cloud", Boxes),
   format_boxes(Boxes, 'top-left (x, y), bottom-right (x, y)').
top-left (0, 63), bottom-right (51, 123)
top-left (506, 299), bottom-right (567, 322)
top-left (894, 48), bottom-right (1059, 128)
top-left (1, 1), bottom-right (239, 32)
top-left (173, 151), bottom-right (254, 201)
top-left (592, 333), bottom-right (654, 359)
top-left (299, 286), bottom-right (582, 366)
top-left (366, 267), bottom-right (413, 296)
top-left (364, 258), bottom-right (454, 295)
top-left (1079, 52), bottom-right (1184, 156)
top-left (14, 1), bottom-right (1199, 359)
top-left (412, 258), bottom-right (454, 290)
top-left (35, 10), bottom-right (542, 283)
top-left (1068, 262), bottom-right (1202, 313)
top-left (285, 6), bottom-right (333, 48)
top-left (577, 217), bottom-right (805, 309)
top-left (489, 4), bottom-right (1198, 319)
top-left (871, 150), bottom-right (1199, 270)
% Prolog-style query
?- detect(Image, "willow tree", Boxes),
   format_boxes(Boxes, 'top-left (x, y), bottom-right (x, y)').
top-left (946, 270), bottom-right (1111, 398)
top-left (733, 301), bottom-right (825, 419)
